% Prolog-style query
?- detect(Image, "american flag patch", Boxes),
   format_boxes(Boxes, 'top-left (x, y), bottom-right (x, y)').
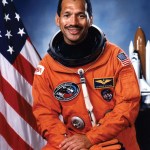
top-left (117, 52), bottom-right (131, 66)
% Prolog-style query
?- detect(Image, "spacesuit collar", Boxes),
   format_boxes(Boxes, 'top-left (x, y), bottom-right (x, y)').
top-left (48, 25), bottom-right (106, 67)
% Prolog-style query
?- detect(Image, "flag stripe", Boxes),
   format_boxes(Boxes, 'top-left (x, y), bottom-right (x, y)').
top-left (21, 39), bottom-right (41, 68)
top-left (0, 92), bottom-right (45, 149)
top-left (0, 1), bottom-right (45, 149)
top-left (13, 53), bottom-right (35, 85)
top-left (0, 53), bottom-right (33, 106)
top-left (0, 135), bottom-right (13, 150)
top-left (0, 113), bottom-right (33, 150)
top-left (0, 73), bottom-right (38, 132)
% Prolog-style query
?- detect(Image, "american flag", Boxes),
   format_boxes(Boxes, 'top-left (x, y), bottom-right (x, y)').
top-left (0, 0), bottom-right (45, 149)
top-left (117, 52), bottom-right (131, 66)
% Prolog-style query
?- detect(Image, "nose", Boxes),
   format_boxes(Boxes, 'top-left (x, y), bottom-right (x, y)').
top-left (70, 15), bottom-right (78, 25)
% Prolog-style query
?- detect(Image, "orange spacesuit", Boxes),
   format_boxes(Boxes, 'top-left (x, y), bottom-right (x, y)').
top-left (32, 26), bottom-right (140, 150)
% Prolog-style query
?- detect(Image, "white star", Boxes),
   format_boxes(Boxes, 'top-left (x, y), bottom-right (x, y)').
top-left (4, 14), bottom-right (11, 22)
top-left (18, 28), bottom-right (25, 37)
top-left (5, 30), bottom-right (12, 39)
top-left (2, 0), bottom-right (8, 6)
top-left (0, 31), bottom-right (2, 37)
top-left (15, 13), bottom-right (20, 21)
top-left (7, 46), bottom-right (14, 55)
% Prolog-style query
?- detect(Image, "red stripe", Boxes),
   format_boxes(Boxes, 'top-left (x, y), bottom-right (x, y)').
top-left (0, 113), bottom-right (33, 150)
top-left (13, 53), bottom-right (35, 85)
top-left (0, 74), bottom-right (39, 133)
top-left (122, 60), bottom-right (131, 66)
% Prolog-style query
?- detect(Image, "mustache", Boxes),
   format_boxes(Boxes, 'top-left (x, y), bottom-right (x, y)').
top-left (65, 25), bottom-right (82, 29)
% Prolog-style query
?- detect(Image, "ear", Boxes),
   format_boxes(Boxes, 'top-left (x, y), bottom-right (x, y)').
top-left (55, 14), bottom-right (60, 27)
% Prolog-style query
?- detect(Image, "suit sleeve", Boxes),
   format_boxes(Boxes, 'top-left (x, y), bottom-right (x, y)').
top-left (32, 63), bottom-right (67, 148)
top-left (86, 52), bottom-right (141, 145)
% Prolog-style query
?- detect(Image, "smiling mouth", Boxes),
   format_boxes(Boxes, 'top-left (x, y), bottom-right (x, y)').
top-left (67, 27), bottom-right (82, 35)
top-left (69, 29), bottom-right (80, 35)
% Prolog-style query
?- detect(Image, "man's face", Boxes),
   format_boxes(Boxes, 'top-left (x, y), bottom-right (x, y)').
top-left (55, 0), bottom-right (93, 45)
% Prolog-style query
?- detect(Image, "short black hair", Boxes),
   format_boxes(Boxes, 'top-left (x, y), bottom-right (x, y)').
top-left (57, 0), bottom-right (92, 17)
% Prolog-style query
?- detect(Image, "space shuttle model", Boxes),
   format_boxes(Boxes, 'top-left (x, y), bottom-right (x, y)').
top-left (129, 27), bottom-right (150, 107)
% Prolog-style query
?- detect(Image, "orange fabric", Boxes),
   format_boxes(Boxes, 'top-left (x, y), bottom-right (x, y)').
top-left (32, 41), bottom-right (140, 150)
top-left (90, 138), bottom-right (121, 150)
top-left (96, 139), bottom-right (119, 147)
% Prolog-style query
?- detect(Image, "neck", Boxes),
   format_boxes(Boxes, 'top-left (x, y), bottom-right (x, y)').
top-left (59, 33), bottom-right (94, 59)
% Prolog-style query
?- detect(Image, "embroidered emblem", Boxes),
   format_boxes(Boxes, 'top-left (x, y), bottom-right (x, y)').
top-left (34, 65), bottom-right (45, 75)
top-left (117, 52), bottom-right (131, 66)
top-left (54, 82), bottom-right (79, 101)
top-left (94, 78), bottom-right (114, 89)
top-left (101, 89), bottom-right (113, 101)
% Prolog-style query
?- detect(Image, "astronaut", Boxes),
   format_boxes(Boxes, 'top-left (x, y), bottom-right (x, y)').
top-left (32, 0), bottom-right (141, 149)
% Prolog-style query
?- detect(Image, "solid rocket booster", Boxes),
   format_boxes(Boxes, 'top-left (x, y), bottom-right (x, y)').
top-left (134, 27), bottom-right (146, 79)
top-left (146, 41), bottom-right (150, 84)
top-left (129, 41), bottom-right (134, 59)
top-left (145, 41), bottom-right (150, 104)
top-left (131, 50), bottom-right (140, 81)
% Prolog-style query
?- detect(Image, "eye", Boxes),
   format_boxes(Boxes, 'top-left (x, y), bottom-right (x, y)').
top-left (63, 13), bottom-right (70, 18)
top-left (79, 14), bottom-right (86, 19)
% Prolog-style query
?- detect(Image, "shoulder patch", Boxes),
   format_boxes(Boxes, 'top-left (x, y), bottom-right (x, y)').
top-left (35, 65), bottom-right (45, 75)
top-left (117, 52), bottom-right (131, 66)
top-left (54, 82), bottom-right (80, 101)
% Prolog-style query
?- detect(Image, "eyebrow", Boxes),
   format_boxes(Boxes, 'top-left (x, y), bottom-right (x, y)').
top-left (62, 10), bottom-right (86, 15)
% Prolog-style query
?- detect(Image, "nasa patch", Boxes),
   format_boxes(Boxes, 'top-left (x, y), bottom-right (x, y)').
top-left (101, 89), bottom-right (113, 102)
top-left (54, 82), bottom-right (79, 101)
top-left (34, 65), bottom-right (45, 75)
